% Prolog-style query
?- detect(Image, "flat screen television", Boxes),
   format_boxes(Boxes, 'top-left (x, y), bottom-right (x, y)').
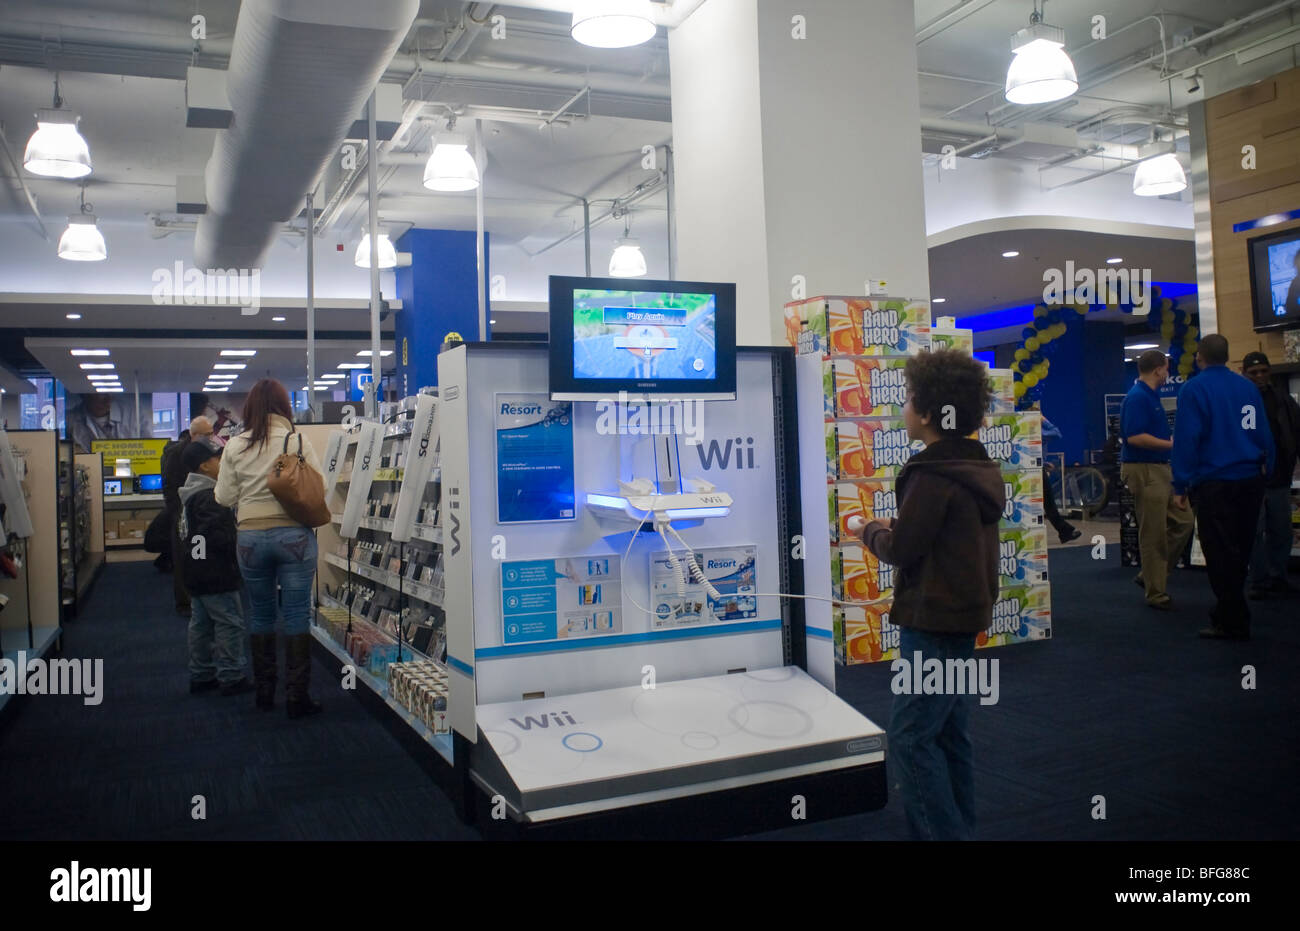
top-left (135, 473), bottom-right (163, 493)
top-left (1247, 225), bottom-right (1300, 332)
top-left (548, 275), bottom-right (737, 401)
top-left (103, 479), bottom-right (123, 496)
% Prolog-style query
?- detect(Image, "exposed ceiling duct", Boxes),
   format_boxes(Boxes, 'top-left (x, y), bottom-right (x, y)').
top-left (194, 0), bottom-right (420, 271)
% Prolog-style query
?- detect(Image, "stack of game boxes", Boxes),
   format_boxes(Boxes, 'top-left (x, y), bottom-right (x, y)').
top-left (783, 297), bottom-right (1053, 664)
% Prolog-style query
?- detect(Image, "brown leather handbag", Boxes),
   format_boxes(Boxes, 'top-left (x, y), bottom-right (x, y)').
top-left (267, 431), bottom-right (331, 528)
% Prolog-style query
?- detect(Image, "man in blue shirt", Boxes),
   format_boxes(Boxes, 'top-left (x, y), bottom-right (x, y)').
top-left (1172, 334), bottom-right (1275, 640)
top-left (1121, 350), bottom-right (1195, 610)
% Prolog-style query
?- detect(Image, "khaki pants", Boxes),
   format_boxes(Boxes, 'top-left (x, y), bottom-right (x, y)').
top-left (1122, 462), bottom-right (1196, 604)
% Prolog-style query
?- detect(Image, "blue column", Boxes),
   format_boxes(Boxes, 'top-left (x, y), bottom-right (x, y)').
top-left (393, 228), bottom-right (490, 393)
top-left (1040, 319), bottom-right (1127, 463)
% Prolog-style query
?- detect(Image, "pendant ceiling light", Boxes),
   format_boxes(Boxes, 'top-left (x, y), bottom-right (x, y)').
top-left (571, 0), bottom-right (656, 49)
top-left (1004, 10), bottom-right (1077, 105)
top-left (24, 77), bottom-right (92, 179)
top-left (423, 133), bottom-right (479, 192)
top-left (58, 185), bottom-right (106, 261)
top-left (608, 237), bottom-right (647, 277)
top-left (354, 230), bottom-right (397, 268)
top-left (1133, 152), bottom-right (1187, 197)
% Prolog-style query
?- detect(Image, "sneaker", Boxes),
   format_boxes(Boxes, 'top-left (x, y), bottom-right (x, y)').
top-left (219, 677), bottom-right (253, 696)
top-left (1146, 597), bottom-right (1173, 611)
top-left (190, 678), bottom-right (219, 694)
top-left (1198, 626), bottom-right (1249, 641)
top-left (1058, 526), bottom-right (1082, 544)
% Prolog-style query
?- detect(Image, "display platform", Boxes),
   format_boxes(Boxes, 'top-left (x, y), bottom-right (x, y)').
top-left (470, 666), bottom-right (885, 823)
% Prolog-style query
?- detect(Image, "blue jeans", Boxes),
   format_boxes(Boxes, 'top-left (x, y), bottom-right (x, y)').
top-left (1250, 486), bottom-right (1293, 588)
top-left (889, 627), bottom-right (978, 841)
top-left (236, 527), bottom-right (318, 635)
top-left (189, 590), bottom-right (247, 684)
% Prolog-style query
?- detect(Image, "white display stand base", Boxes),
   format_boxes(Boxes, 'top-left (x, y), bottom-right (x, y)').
top-left (471, 666), bottom-right (885, 823)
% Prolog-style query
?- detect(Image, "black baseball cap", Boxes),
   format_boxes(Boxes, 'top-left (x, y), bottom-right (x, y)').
top-left (1242, 351), bottom-right (1270, 369)
top-left (182, 435), bottom-right (223, 473)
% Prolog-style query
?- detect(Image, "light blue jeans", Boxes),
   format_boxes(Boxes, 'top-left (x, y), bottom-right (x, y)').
top-left (189, 591), bottom-right (247, 684)
top-left (236, 527), bottom-right (318, 635)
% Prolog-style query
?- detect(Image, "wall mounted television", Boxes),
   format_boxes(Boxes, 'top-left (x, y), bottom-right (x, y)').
top-left (1247, 225), bottom-right (1300, 332)
top-left (548, 275), bottom-right (737, 401)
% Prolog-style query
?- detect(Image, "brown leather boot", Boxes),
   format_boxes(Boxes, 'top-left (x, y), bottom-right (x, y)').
top-left (284, 633), bottom-right (322, 719)
top-left (249, 633), bottom-right (277, 711)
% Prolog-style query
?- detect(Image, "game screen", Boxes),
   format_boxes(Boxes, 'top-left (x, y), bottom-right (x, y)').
top-left (1265, 238), bottom-right (1300, 319)
top-left (570, 288), bottom-right (717, 381)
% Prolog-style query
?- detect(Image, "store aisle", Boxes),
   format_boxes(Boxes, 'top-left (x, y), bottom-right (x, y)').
top-left (0, 561), bottom-right (478, 841)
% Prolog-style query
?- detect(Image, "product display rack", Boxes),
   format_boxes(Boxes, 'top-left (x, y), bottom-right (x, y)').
top-left (312, 394), bottom-right (456, 766)
top-left (57, 445), bottom-right (104, 617)
top-left (782, 296), bottom-right (1052, 665)
top-left (0, 430), bottom-right (63, 719)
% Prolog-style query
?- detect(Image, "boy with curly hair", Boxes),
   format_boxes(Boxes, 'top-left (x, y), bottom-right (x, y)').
top-left (847, 349), bottom-right (1005, 840)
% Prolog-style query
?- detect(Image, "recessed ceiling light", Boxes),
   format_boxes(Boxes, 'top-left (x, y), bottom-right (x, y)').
top-left (932, 298), bottom-right (946, 304)
top-left (204, 387), bottom-right (229, 393)
top-left (70, 349), bottom-right (109, 356)
top-left (272, 316), bottom-right (286, 322)
top-left (1125, 343), bottom-right (1159, 351)
top-left (337, 363), bottom-right (368, 369)
top-left (212, 363), bottom-right (246, 370)
top-left (1002, 251), bottom-right (1020, 258)
top-left (79, 363), bottom-right (114, 370)
top-left (66, 313), bottom-right (82, 320)
top-left (1106, 257), bottom-right (1123, 264)
top-left (490, 318), bottom-right (497, 324)
top-left (220, 349), bottom-right (257, 357)
top-left (356, 349), bottom-right (394, 357)
top-left (95, 387), bottom-right (123, 393)
top-left (86, 373), bottom-right (117, 379)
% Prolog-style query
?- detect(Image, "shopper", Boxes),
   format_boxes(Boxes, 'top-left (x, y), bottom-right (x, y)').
top-left (1242, 352), bottom-right (1300, 598)
top-left (178, 436), bottom-right (249, 695)
top-left (1039, 416), bottom-right (1080, 543)
top-left (162, 417), bottom-right (214, 615)
top-left (847, 349), bottom-right (1004, 841)
top-left (1172, 335), bottom-right (1275, 640)
top-left (1120, 350), bottom-right (1195, 610)
top-left (214, 379), bottom-right (324, 716)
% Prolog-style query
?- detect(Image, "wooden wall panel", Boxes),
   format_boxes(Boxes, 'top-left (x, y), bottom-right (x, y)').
top-left (1205, 67), bottom-right (1300, 365)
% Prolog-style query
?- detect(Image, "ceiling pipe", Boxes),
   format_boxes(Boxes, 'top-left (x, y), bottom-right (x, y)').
top-left (195, 0), bottom-right (420, 270)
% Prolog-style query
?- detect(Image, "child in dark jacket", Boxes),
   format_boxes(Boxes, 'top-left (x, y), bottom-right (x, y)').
top-left (847, 349), bottom-right (1004, 841)
top-left (178, 437), bottom-right (249, 695)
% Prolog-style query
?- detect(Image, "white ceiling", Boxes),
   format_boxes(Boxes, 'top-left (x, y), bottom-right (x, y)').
top-left (0, 0), bottom-right (1295, 387)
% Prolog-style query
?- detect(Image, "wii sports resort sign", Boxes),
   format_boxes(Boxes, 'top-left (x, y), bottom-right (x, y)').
top-left (152, 261), bottom-right (261, 315)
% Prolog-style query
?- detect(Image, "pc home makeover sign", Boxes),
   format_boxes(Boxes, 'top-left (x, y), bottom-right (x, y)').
top-left (494, 393), bottom-right (575, 524)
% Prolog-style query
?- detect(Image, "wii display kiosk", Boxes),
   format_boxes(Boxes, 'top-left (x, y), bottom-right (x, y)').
top-left (437, 276), bottom-right (885, 836)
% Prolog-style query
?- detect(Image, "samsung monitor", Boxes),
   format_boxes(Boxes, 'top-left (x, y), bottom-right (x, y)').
top-left (1247, 225), bottom-right (1300, 332)
top-left (103, 479), bottom-right (123, 497)
top-left (135, 473), bottom-right (163, 493)
top-left (548, 275), bottom-right (737, 401)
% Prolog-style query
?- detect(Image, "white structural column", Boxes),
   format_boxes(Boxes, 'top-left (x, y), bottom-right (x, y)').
top-left (670, 0), bottom-right (930, 345)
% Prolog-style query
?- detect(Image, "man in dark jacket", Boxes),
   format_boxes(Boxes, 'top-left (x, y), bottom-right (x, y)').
top-left (849, 349), bottom-right (1005, 841)
top-left (1242, 351), bottom-right (1300, 598)
top-left (178, 435), bottom-right (249, 695)
top-left (163, 417), bottom-right (213, 615)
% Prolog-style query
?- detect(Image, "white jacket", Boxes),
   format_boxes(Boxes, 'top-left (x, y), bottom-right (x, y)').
top-left (214, 414), bottom-right (323, 525)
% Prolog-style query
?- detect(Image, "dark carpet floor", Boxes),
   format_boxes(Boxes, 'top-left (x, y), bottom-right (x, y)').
top-left (2, 547), bottom-right (1297, 840)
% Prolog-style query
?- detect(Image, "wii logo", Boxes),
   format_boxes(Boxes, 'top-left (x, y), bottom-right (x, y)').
top-left (509, 711), bottom-right (577, 730)
top-left (696, 436), bottom-right (757, 471)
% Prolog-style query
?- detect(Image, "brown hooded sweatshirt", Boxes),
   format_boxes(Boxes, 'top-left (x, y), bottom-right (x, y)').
top-left (859, 436), bottom-right (1006, 634)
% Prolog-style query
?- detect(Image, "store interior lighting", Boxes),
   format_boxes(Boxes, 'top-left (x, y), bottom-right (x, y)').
top-left (571, 0), bottom-right (656, 49)
top-left (23, 77), bottom-right (93, 179)
top-left (354, 230), bottom-right (398, 269)
top-left (220, 350), bottom-right (257, 357)
top-left (1004, 10), bottom-right (1078, 105)
top-left (423, 133), bottom-right (479, 192)
top-left (1133, 152), bottom-right (1187, 197)
top-left (356, 349), bottom-right (393, 357)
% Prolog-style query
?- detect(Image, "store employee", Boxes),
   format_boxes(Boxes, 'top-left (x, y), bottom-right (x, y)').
top-left (1120, 349), bottom-right (1194, 610)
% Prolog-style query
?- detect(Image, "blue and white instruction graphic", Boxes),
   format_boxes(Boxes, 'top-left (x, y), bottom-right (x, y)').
top-left (495, 393), bottom-right (576, 524)
top-left (501, 556), bottom-right (623, 645)
top-left (650, 545), bottom-right (757, 629)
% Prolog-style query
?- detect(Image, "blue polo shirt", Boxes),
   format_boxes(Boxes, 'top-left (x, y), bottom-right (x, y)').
top-left (1171, 365), bottom-right (1275, 495)
top-left (1120, 379), bottom-right (1170, 463)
